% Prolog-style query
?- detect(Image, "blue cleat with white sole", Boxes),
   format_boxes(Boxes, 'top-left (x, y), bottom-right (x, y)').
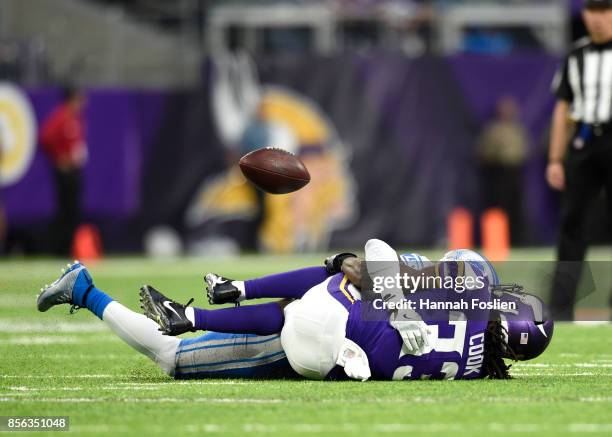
top-left (36, 261), bottom-right (94, 313)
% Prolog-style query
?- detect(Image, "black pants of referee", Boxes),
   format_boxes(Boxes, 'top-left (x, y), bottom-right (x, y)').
top-left (51, 167), bottom-right (82, 256)
top-left (550, 126), bottom-right (612, 320)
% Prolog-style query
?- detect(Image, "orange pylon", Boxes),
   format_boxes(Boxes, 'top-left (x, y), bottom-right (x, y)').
top-left (447, 207), bottom-right (474, 250)
top-left (71, 224), bottom-right (103, 261)
top-left (481, 208), bottom-right (510, 261)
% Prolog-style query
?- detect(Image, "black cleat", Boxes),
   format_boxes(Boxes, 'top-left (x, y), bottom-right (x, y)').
top-left (139, 285), bottom-right (195, 336)
top-left (205, 273), bottom-right (242, 305)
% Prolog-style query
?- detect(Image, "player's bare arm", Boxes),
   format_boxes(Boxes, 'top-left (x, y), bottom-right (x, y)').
top-left (340, 255), bottom-right (441, 292)
top-left (547, 100), bottom-right (574, 190)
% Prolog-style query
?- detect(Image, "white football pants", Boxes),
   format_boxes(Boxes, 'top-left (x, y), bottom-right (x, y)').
top-left (280, 278), bottom-right (349, 380)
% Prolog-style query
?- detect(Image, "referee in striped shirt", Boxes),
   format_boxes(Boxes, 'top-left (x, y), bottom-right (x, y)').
top-left (548, 0), bottom-right (612, 319)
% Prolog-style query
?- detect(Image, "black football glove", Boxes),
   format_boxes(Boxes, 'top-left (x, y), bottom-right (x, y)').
top-left (324, 252), bottom-right (358, 275)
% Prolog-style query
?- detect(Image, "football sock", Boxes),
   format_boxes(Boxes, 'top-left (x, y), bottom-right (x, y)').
top-left (244, 267), bottom-right (330, 300)
top-left (233, 281), bottom-right (246, 301)
top-left (185, 307), bottom-right (195, 325)
top-left (193, 302), bottom-right (284, 335)
top-left (72, 285), bottom-right (113, 320)
top-left (102, 301), bottom-right (180, 376)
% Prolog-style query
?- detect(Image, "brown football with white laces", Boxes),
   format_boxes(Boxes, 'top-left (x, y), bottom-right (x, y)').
top-left (239, 147), bottom-right (311, 194)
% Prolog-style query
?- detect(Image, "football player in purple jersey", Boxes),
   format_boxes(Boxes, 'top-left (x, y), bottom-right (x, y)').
top-left (139, 240), bottom-right (554, 381)
top-left (37, 237), bottom-right (552, 381)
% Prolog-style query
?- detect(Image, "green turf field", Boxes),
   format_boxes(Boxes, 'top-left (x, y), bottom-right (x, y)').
top-left (1, 252), bottom-right (611, 435)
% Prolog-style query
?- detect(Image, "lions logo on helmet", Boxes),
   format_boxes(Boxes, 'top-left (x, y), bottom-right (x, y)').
top-left (441, 249), bottom-right (500, 286)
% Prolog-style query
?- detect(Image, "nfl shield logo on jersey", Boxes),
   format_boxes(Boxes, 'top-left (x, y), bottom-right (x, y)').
top-left (520, 332), bottom-right (529, 345)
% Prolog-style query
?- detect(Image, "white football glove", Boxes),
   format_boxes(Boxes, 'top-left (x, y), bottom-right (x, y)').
top-left (336, 338), bottom-right (371, 381)
top-left (390, 310), bottom-right (430, 353)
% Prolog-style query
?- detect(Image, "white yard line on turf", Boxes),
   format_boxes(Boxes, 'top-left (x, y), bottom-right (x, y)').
top-left (0, 294), bottom-right (39, 307)
top-left (4, 381), bottom-right (254, 391)
top-left (2, 392), bottom-right (610, 406)
top-left (66, 422), bottom-right (612, 434)
top-left (568, 424), bottom-right (612, 432)
top-left (0, 397), bottom-right (283, 404)
top-left (579, 397), bottom-right (612, 402)
top-left (0, 375), bottom-right (254, 383)
top-left (0, 335), bottom-right (118, 344)
top-left (186, 422), bottom-right (612, 433)
top-left (1, 374), bottom-right (115, 378)
top-left (0, 320), bottom-right (107, 333)
top-left (32, 353), bottom-right (130, 359)
top-left (573, 321), bottom-right (610, 326)
top-left (5, 387), bottom-right (160, 392)
top-left (115, 381), bottom-right (254, 386)
top-left (514, 363), bottom-right (612, 368)
top-left (68, 425), bottom-right (130, 433)
top-left (575, 363), bottom-right (612, 368)
top-left (511, 372), bottom-right (611, 376)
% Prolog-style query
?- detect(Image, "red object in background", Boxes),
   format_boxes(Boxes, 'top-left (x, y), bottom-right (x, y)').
top-left (447, 207), bottom-right (474, 250)
top-left (481, 208), bottom-right (510, 261)
top-left (72, 224), bottom-right (102, 261)
top-left (39, 102), bottom-right (86, 167)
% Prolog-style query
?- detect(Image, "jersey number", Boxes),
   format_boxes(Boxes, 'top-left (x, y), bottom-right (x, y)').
top-left (393, 312), bottom-right (467, 380)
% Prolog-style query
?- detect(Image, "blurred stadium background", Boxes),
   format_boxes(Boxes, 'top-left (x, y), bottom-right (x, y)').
top-left (0, 0), bottom-right (609, 260)
top-left (0, 2), bottom-right (611, 433)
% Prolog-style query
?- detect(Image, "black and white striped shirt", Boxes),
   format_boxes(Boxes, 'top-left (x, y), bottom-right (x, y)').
top-left (554, 37), bottom-right (612, 124)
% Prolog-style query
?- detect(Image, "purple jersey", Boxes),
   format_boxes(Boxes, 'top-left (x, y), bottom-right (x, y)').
top-left (345, 301), bottom-right (488, 380)
top-left (323, 272), bottom-right (490, 381)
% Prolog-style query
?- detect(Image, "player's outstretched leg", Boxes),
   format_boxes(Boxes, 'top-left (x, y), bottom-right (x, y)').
top-left (140, 285), bottom-right (285, 336)
top-left (174, 332), bottom-right (294, 379)
top-left (205, 266), bottom-right (330, 305)
top-left (36, 262), bottom-right (180, 376)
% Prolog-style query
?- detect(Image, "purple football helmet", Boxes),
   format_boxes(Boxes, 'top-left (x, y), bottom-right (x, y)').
top-left (492, 285), bottom-right (554, 361)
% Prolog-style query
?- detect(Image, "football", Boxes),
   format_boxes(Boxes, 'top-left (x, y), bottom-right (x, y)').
top-left (239, 147), bottom-right (311, 194)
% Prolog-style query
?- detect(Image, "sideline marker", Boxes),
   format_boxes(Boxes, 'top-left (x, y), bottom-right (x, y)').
top-left (72, 224), bottom-right (103, 261)
top-left (481, 208), bottom-right (510, 261)
top-left (447, 207), bottom-right (474, 250)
